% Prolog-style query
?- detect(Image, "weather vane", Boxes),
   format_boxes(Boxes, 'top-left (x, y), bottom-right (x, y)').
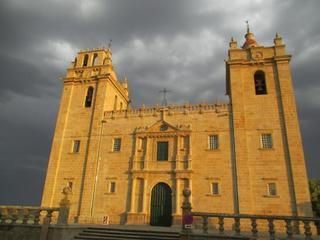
top-left (159, 88), bottom-right (171, 106)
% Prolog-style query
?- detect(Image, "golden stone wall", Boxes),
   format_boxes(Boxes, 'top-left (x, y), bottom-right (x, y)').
top-left (41, 34), bottom-right (313, 225)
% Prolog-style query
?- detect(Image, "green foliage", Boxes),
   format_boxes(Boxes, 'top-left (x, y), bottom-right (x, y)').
top-left (309, 179), bottom-right (320, 217)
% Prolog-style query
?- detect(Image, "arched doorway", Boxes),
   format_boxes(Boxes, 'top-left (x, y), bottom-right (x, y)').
top-left (150, 183), bottom-right (172, 226)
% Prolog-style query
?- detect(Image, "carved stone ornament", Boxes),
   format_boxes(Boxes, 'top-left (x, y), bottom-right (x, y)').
top-left (251, 51), bottom-right (263, 60)
top-left (160, 124), bottom-right (168, 131)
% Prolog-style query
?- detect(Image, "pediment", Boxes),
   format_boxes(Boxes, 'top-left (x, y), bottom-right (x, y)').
top-left (135, 120), bottom-right (191, 134)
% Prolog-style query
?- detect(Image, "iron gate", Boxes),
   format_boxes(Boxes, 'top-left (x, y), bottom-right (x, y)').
top-left (150, 183), bottom-right (172, 226)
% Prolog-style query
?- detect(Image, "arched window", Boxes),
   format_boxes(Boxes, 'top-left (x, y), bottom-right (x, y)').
top-left (83, 54), bottom-right (89, 67)
top-left (85, 87), bottom-right (94, 108)
top-left (254, 70), bottom-right (267, 95)
top-left (74, 57), bottom-right (77, 67)
top-left (92, 53), bottom-right (98, 66)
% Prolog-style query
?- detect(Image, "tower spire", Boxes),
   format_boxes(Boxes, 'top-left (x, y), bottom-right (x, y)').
top-left (242, 21), bottom-right (259, 49)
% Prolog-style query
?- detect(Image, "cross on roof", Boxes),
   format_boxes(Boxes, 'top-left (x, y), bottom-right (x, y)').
top-left (108, 39), bottom-right (112, 49)
top-left (159, 88), bottom-right (171, 106)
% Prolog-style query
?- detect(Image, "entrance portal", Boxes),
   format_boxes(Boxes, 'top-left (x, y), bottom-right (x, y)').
top-left (150, 183), bottom-right (172, 226)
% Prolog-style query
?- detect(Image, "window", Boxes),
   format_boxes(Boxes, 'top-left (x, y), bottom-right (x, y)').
top-left (92, 53), bottom-right (98, 66)
top-left (85, 87), bottom-right (94, 108)
top-left (74, 57), bottom-right (77, 67)
top-left (114, 95), bottom-right (118, 110)
top-left (261, 133), bottom-right (273, 149)
top-left (208, 135), bottom-right (219, 150)
top-left (267, 183), bottom-right (277, 196)
top-left (72, 140), bottom-right (80, 153)
top-left (211, 182), bottom-right (219, 195)
top-left (83, 54), bottom-right (89, 67)
top-left (254, 71), bottom-right (267, 95)
top-left (109, 182), bottom-right (116, 193)
top-left (157, 141), bottom-right (168, 161)
top-left (113, 138), bottom-right (121, 152)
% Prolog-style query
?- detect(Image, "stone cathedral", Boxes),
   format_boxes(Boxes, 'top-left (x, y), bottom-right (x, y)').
top-left (41, 29), bottom-right (313, 226)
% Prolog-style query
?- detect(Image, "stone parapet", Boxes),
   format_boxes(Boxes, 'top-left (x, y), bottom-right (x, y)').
top-left (104, 103), bottom-right (229, 119)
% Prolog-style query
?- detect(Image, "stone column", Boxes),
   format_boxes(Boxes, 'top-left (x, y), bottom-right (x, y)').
top-left (144, 137), bottom-right (149, 169)
top-left (175, 178), bottom-right (181, 215)
top-left (142, 179), bottom-right (148, 213)
top-left (175, 136), bottom-right (181, 170)
top-left (129, 178), bottom-right (137, 213)
top-left (188, 135), bottom-right (192, 169)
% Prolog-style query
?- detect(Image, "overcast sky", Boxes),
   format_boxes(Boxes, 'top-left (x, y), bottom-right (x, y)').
top-left (0, 0), bottom-right (319, 205)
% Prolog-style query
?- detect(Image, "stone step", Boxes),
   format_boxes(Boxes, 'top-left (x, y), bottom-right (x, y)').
top-left (74, 227), bottom-right (180, 240)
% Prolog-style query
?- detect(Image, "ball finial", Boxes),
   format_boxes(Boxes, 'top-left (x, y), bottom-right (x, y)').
top-left (183, 188), bottom-right (191, 198)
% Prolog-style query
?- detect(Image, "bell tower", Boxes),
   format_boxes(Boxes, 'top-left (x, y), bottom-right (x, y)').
top-left (226, 29), bottom-right (312, 216)
top-left (41, 47), bottom-right (130, 222)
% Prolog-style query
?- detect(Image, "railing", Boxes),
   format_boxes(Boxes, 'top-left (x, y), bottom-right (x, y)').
top-left (181, 189), bottom-right (320, 240)
top-left (192, 212), bottom-right (319, 240)
top-left (0, 206), bottom-right (60, 225)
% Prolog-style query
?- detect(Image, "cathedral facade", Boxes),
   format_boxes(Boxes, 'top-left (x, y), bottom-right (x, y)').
top-left (41, 30), bottom-right (313, 225)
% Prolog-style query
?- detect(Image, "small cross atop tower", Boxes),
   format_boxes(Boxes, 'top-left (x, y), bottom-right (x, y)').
top-left (108, 39), bottom-right (112, 49)
top-left (159, 88), bottom-right (170, 106)
top-left (246, 20), bottom-right (250, 33)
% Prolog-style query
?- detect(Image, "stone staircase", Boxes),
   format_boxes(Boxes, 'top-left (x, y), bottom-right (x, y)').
top-left (73, 227), bottom-right (180, 240)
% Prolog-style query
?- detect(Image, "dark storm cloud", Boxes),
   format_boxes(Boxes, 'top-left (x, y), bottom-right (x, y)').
top-left (0, 0), bottom-right (319, 205)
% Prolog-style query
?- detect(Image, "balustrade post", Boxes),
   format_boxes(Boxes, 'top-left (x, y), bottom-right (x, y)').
top-left (250, 218), bottom-right (258, 237)
top-left (1, 208), bottom-right (8, 224)
top-left (234, 217), bottom-right (241, 236)
top-left (303, 220), bottom-right (312, 240)
top-left (57, 187), bottom-right (71, 225)
top-left (0, 208), bottom-right (3, 224)
top-left (218, 216), bottom-right (225, 234)
top-left (33, 209), bottom-right (41, 225)
top-left (22, 208), bottom-right (29, 224)
top-left (285, 219), bottom-right (293, 239)
top-left (10, 208), bottom-right (18, 224)
top-left (181, 188), bottom-right (192, 236)
top-left (293, 220), bottom-right (300, 234)
top-left (39, 209), bottom-right (53, 240)
top-left (202, 216), bottom-right (208, 234)
top-left (267, 218), bottom-right (275, 240)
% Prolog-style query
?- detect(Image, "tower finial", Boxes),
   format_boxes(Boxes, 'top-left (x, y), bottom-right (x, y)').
top-left (108, 39), bottom-right (112, 49)
top-left (159, 88), bottom-right (171, 106)
top-left (246, 20), bottom-right (250, 33)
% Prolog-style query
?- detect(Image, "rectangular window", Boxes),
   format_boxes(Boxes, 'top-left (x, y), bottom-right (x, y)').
top-left (157, 141), bottom-right (168, 161)
top-left (113, 138), bottom-right (121, 152)
top-left (261, 133), bottom-right (273, 149)
top-left (211, 182), bottom-right (219, 195)
top-left (267, 183), bottom-right (277, 196)
top-left (208, 135), bottom-right (219, 150)
top-left (109, 182), bottom-right (116, 193)
top-left (72, 140), bottom-right (81, 153)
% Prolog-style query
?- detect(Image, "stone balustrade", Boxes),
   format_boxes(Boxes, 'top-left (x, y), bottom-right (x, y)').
top-left (181, 189), bottom-right (320, 240)
top-left (0, 206), bottom-right (60, 225)
top-left (104, 103), bottom-right (229, 119)
top-left (191, 212), bottom-right (320, 240)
